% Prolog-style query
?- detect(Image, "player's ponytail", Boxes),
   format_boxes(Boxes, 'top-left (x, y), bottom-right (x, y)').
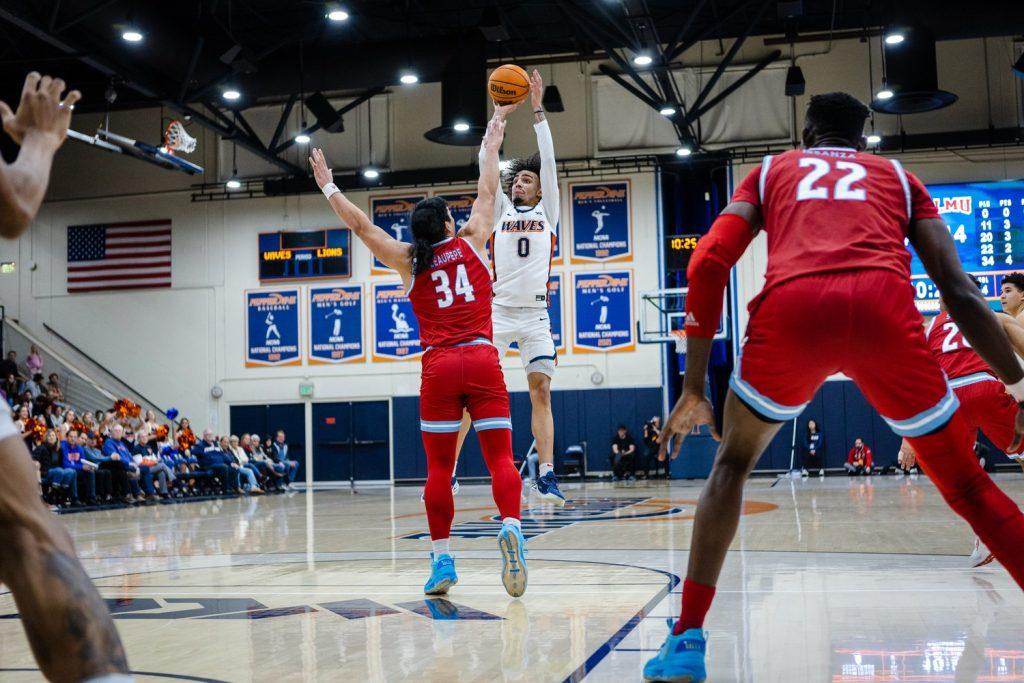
top-left (410, 197), bottom-right (450, 276)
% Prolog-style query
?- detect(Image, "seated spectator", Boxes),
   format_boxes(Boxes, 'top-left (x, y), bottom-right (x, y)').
top-left (193, 429), bottom-right (240, 494)
top-left (247, 433), bottom-right (285, 491)
top-left (77, 431), bottom-right (113, 501)
top-left (46, 372), bottom-right (64, 403)
top-left (58, 408), bottom-right (77, 438)
top-left (0, 350), bottom-right (18, 379)
top-left (271, 430), bottom-right (300, 489)
top-left (142, 409), bottom-right (158, 434)
top-left (33, 428), bottom-right (76, 504)
top-left (133, 430), bottom-right (175, 497)
top-left (26, 344), bottom-right (42, 376)
top-left (803, 420), bottom-right (826, 477)
top-left (104, 423), bottom-right (145, 501)
top-left (223, 435), bottom-right (262, 494)
top-left (845, 437), bottom-right (873, 476)
top-left (62, 429), bottom-right (98, 505)
top-left (642, 416), bottom-right (664, 480)
top-left (3, 373), bottom-right (22, 404)
top-left (610, 425), bottom-right (637, 481)
top-left (14, 404), bottom-right (29, 434)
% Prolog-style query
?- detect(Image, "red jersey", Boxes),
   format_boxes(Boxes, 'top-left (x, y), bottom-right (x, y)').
top-left (408, 236), bottom-right (494, 348)
top-left (732, 147), bottom-right (940, 297)
top-left (926, 311), bottom-right (991, 381)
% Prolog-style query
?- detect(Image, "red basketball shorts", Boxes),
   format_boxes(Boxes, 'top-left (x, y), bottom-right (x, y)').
top-left (951, 375), bottom-right (1023, 454)
top-left (730, 269), bottom-right (958, 437)
top-left (419, 341), bottom-right (512, 434)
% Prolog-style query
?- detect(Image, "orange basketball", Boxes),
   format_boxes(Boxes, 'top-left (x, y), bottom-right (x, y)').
top-left (489, 64), bottom-right (530, 105)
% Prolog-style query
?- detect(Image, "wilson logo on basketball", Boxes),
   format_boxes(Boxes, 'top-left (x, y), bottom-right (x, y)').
top-left (490, 84), bottom-right (517, 96)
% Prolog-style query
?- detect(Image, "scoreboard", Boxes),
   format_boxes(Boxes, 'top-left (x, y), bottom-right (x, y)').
top-left (258, 228), bottom-right (351, 282)
top-left (665, 234), bottom-right (700, 272)
top-left (910, 180), bottom-right (1024, 313)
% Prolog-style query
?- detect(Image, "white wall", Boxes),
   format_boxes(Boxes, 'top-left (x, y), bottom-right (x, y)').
top-left (14, 170), bottom-right (662, 431)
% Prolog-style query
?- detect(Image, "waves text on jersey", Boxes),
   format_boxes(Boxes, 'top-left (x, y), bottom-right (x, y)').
top-left (500, 218), bottom-right (547, 233)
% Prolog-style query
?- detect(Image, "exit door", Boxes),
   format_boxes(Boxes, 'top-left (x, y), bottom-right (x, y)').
top-left (312, 401), bottom-right (390, 482)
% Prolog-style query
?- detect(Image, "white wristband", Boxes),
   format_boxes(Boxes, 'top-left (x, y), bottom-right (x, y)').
top-left (321, 182), bottom-right (340, 199)
top-left (1006, 378), bottom-right (1024, 402)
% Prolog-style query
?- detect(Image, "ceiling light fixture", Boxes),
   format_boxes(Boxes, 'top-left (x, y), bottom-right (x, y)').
top-left (326, 9), bottom-right (349, 22)
top-left (400, 73), bottom-right (419, 85)
top-left (633, 53), bottom-right (653, 66)
top-left (121, 29), bottom-right (143, 43)
top-left (675, 146), bottom-right (692, 157)
top-left (884, 33), bottom-right (905, 45)
top-left (659, 106), bottom-right (676, 116)
top-left (294, 133), bottom-right (311, 144)
top-left (362, 168), bottom-right (380, 179)
top-left (453, 121), bottom-right (470, 132)
top-left (223, 89), bottom-right (241, 101)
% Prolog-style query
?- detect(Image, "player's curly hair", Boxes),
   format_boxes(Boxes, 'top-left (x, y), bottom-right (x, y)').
top-left (1003, 272), bottom-right (1024, 293)
top-left (804, 92), bottom-right (870, 146)
top-left (503, 152), bottom-right (541, 193)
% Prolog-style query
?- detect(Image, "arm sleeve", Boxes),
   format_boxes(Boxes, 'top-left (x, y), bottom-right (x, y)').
top-left (907, 172), bottom-right (940, 221)
top-left (730, 164), bottom-right (763, 207)
top-left (535, 120), bottom-right (560, 230)
top-left (684, 212), bottom-right (755, 338)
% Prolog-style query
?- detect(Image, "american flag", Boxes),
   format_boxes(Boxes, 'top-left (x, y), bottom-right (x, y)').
top-left (67, 220), bottom-right (172, 293)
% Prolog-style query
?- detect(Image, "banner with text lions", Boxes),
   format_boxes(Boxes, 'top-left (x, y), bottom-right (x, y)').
top-left (245, 289), bottom-right (301, 367)
top-left (370, 193), bottom-right (427, 274)
top-left (572, 270), bottom-right (634, 353)
top-left (372, 283), bottom-right (422, 361)
top-left (308, 285), bottom-right (364, 364)
top-left (570, 180), bottom-right (632, 263)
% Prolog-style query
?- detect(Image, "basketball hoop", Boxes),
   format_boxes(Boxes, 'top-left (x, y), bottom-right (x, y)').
top-left (671, 330), bottom-right (687, 354)
top-left (162, 119), bottom-right (196, 155)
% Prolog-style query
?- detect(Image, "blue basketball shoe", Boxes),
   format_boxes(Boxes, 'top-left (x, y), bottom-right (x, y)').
top-left (497, 523), bottom-right (528, 597)
top-left (423, 553), bottom-right (458, 595)
top-left (533, 471), bottom-right (566, 507)
top-left (643, 622), bottom-right (707, 683)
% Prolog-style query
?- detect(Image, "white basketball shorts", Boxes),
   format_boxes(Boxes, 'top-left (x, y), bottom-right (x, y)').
top-left (492, 304), bottom-right (557, 378)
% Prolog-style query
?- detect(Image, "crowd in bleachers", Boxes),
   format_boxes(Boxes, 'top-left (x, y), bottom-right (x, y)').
top-left (2, 346), bottom-right (301, 510)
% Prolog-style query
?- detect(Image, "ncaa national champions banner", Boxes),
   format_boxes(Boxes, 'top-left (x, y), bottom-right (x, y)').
top-left (434, 190), bottom-right (476, 233)
top-left (572, 270), bottom-right (634, 353)
top-left (245, 289), bottom-right (301, 367)
top-left (370, 193), bottom-right (427, 274)
top-left (569, 180), bottom-right (632, 263)
top-left (372, 282), bottom-right (422, 361)
top-left (308, 285), bottom-right (365, 364)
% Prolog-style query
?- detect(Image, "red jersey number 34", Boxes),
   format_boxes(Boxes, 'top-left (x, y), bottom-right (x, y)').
top-left (431, 263), bottom-right (477, 309)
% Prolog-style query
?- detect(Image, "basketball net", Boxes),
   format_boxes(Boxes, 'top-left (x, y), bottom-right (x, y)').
top-left (162, 120), bottom-right (196, 155)
top-left (671, 330), bottom-right (687, 354)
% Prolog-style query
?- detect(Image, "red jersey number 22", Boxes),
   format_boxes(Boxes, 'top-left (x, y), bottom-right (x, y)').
top-left (796, 158), bottom-right (867, 202)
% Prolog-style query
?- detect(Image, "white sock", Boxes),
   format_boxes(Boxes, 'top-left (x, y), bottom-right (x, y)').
top-left (502, 517), bottom-right (521, 528)
top-left (432, 538), bottom-right (450, 556)
top-left (539, 463), bottom-right (554, 477)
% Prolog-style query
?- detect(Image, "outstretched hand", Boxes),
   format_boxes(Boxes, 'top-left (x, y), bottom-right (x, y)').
top-left (0, 72), bottom-right (80, 147)
top-left (493, 101), bottom-right (519, 120)
top-left (481, 114), bottom-right (507, 152)
top-left (529, 69), bottom-right (544, 110)
top-left (658, 391), bottom-right (720, 462)
top-left (308, 148), bottom-right (333, 190)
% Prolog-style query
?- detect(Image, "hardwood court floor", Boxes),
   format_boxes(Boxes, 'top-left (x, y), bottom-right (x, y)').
top-left (2, 474), bottom-right (1024, 682)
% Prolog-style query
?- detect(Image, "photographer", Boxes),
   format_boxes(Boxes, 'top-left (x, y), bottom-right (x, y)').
top-left (642, 416), bottom-right (665, 479)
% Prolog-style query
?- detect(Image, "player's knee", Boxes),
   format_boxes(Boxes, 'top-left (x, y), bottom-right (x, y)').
top-left (528, 373), bottom-right (552, 404)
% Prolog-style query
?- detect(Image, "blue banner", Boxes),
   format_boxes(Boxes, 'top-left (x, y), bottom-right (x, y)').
top-left (572, 270), bottom-right (634, 353)
top-left (245, 289), bottom-right (301, 367)
top-left (372, 283), bottom-right (422, 361)
top-left (308, 285), bottom-right (364, 364)
top-left (370, 194), bottom-right (427, 273)
top-left (548, 274), bottom-right (565, 352)
top-left (570, 181), bottom-right (632, 263)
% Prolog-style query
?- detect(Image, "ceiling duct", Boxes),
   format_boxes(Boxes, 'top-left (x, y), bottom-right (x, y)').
top-left (872, 26), bottom-right (957, 114)
top-left (424, 38), bottom-right (487, 146)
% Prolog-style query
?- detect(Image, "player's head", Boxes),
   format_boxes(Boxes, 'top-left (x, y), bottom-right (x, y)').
top-left (1000, 272), bottom-right (1024, 313)
top-left (802, 92), bottom-right (871, 151)
top-left (506, 153), bottom-right (542, 207)
top-left (410, 196), bottom-right (455, 276)
top-left (938, 273), bottom-right (984, 313)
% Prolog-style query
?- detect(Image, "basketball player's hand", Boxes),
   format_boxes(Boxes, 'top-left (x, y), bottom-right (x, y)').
top-left (1009, 406), bottom-right (1024, 453)
top-left (308, 148), bottom-right (333, 190)
top-left (492, 102), bottom-right (519, 120)
top-left (482, 115), bottom-right (506, 151)
top-left (659, 391), bottom-right (720, 461)
top-left (0, 72), bottom-right (80, 147)
top-left (529, 69), bottom-right (544, 110)
top-left (898, 439), bottom-right (917, 470)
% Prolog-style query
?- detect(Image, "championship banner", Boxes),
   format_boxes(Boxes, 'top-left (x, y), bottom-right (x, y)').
top-left (245, 289), bottom-right (301, 367)
top-left (372, 283), bottom-right (422, 361)
top-left (572, 270), bottom-right (634, 353)
top-left (569, 180), bottom-right (632, 263)
top-left (308, 285), bottom-right (364, 364)
top-left (434, 190), bottom-right (476, 232)
top-left (370, 193), bottom-right (427, 273)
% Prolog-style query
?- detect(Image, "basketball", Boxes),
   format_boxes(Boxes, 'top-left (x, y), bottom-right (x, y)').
top-left (488, 64), bottom-right (530, 105)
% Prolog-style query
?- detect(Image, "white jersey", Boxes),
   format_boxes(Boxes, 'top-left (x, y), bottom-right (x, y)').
top-left (481, 120), bottom-right (560, 309)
